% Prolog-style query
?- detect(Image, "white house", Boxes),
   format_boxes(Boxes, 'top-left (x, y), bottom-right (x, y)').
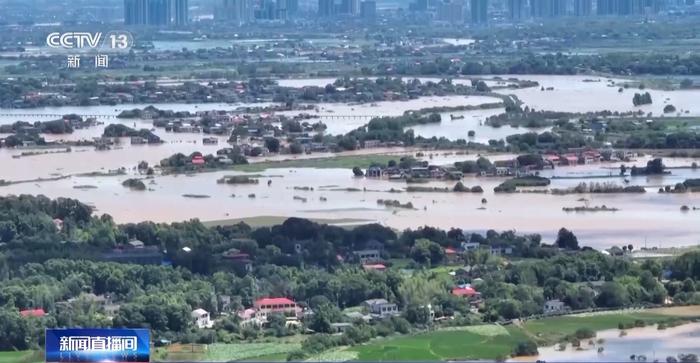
top-left (461, 242), bottom-right (480, 251)
top-left (363, 299), bottom-right (399, 319)
top-left (191, 308), bottom-right (214, 329)
top-left (543, 299), bottom-right (569, 315)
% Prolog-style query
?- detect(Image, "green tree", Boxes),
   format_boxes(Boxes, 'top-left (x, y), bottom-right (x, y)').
top-left (410, 239), bottom-right (444, 266)
top-left (513, 340), bottom-right (538, 356)
top-left (596, 282), bottom-right (629, 307)
top-left (555, 228), bottom-right (579, 250)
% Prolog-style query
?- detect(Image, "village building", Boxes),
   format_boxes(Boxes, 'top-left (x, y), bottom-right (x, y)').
top-left (191, 308), bottom-right (214, 329)
top-left (19, 308), bottom-right (46, 318)
top-left (353, 249), bottom-right (382, 264)
top-left (461, 241), bottom-right (481, 251)
top-left (543, 299), bottom-right (570, 314)
top-left (253, 297), bottom-right (302, 321)
top-left (451, 285), bottom-right (480, 299)
top-left (444, 247), bottom-right (460, 264)
top-left (489, 245), bottom-right (514, 256)
top-left (362, 298), bottom-right (399, 319)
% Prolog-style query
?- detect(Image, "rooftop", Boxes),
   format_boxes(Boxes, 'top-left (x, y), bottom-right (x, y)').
top-left (255, 297), bottom-right (296, 306)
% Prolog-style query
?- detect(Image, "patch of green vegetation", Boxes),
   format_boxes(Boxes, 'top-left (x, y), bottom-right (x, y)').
top-left (351, 326), bottom-right (530, 361)
top-left (303, 348), bottom-right (359, 362)
top-left (204, 343), bottom-right (302, 362)
top-left (0, 351), bottom-right (42, 363)
top-left (238, 352), bottom-right (289, 361)
top-left (494, 176), bottom-right (551, 193)
top-left (521, 312), bottom-right (673, 345)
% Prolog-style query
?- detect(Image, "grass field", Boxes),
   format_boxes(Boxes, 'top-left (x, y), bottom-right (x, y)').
top-left (159, 342), bottom-right (302, 362)
top-left (520, 311), bottom-right (674, 344)
top-left (0, 351), bottom-right (42, 363)
top-left (350, 307), bottom-right (700, 361)
top-left (205, 343), bottom-right (301, 361)
top-left (351, 325), bottom-right (530, 361)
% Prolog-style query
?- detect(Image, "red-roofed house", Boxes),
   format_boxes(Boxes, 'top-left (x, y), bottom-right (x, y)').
top-left (444, 247), bottom-right (460, 264)
top-left (192, 155), bottom-right (205, 165)
top-left (561, 154), bottom-right (579, 166)
top-left (451, 286), bottom-right (479, 298)
top-left (20, 308), bottom-right (46, 318)
top-left (254, 298), bottom-right (302, 320)
top-left (544, 154), bottom-right (560, 164)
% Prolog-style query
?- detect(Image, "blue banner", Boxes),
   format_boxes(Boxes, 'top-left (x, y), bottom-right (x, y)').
top-left (45, 329), bottom-right (150, 363)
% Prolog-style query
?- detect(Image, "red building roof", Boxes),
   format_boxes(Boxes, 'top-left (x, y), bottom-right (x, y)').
top-left (20, 308), bottom-right (46, 318)
top-left (192, 156), bottom-right (205, 165)
top-left (255, 297), bottom-right (296, 307)
top-left (444, 247), bottom-right (458, 255)
top-left (451, 286), bottom-right (477, 297)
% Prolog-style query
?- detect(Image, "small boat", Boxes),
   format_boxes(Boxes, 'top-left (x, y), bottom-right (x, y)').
top-left (450, 114), bottom-right (464, 120)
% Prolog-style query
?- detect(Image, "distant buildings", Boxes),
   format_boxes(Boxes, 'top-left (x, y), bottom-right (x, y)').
top-left (507, 0), bottom-right (525, 20)
top-left (360, 0), bottom-right (377, 19)
top-left (574, 0), bottom-right (593, 15)
top-left (340, 0), bottom-right (360, 15)
top-left (436, 0), bottom-right (466, 23)
top-left (173, 0), bottom-right (188, 25)
top-left (470, 0), bottom-right (489, 23)
top-left (218, 0), bottom-right (254, 24)
top-left (124, 0), bottom-right (188, 26)
top-left (530, 0), bottom-right (566, 17)
top-left (409, 0), bottom-right (430, 10)
top-left (596, 0), bottom-right (648, 15)
top-left (316, 0), bottom-right (377, 19)
top-left (124, 0), bottom-right (149, 25)
top-left (318, 0), bottom-right (336, 16)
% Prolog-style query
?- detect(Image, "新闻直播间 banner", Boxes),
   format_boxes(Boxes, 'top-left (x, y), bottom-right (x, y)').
top-left (45, 328), bottom-right (150, 363)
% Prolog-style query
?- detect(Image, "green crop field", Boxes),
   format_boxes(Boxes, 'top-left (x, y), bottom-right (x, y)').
top-left (0, 351), bottom-right (42, 363)
top-left (204, 342), bottom-right (301, 361)
top-left (349, 308), bottom-right (700, 362)
top-left (351, 325), bottom-right (530, 361)
top-left (521, 310), bottom-right (678, 344)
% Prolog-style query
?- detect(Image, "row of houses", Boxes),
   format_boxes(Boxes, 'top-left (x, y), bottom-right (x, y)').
top-left (544, 149), bottom-right (603, 166)
top-left (366, 164), bottom-right (463, 180)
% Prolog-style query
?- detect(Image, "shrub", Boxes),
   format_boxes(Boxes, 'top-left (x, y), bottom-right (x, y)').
top-left (512, 341), bottom-right (539, 356)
